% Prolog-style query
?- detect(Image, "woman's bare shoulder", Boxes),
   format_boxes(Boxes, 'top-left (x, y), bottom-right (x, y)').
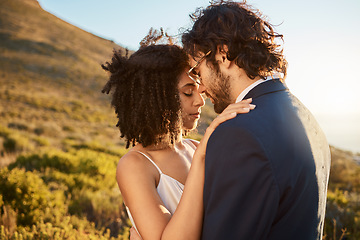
top-left (116, 149), bottom-right (157, 188)
top-left (117, 150), bottom-right (144, 171)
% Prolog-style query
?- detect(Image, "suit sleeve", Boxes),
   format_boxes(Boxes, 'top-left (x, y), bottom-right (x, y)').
top-left (201, 123), bottom-right (279, 240)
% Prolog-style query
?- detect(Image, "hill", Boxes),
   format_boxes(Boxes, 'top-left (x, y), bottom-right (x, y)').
top-left (0, 0), bottom-right (214, 157)
top-left (0, 0), bottom-right (214, 238)
top-left (0, 0), bottom-right (132, 238)
top-left (0, 0), bottom-right (128, 159)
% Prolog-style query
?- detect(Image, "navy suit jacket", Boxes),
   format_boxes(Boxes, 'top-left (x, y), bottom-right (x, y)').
top-left (201, 80), bottom-right (331, 240)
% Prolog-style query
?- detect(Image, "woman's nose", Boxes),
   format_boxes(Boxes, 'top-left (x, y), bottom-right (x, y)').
top-left (194, 91), bottom-right (205, 107)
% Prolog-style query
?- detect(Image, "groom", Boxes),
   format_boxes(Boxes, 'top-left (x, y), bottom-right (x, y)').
top-left (182, 1), bottom-right (331, 240)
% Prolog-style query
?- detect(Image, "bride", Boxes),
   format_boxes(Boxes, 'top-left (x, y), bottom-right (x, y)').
top-left (102, 34), bottom-right (255, 240)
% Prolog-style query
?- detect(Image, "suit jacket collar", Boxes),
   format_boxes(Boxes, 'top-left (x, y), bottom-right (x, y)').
top-left (243, 79), bottom-right (288, 100)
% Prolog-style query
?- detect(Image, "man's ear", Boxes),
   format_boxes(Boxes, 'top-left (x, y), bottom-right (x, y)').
top-left (216, 45), bottom-right (231, 69)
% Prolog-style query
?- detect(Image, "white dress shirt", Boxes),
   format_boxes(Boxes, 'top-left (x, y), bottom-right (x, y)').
top-left (235, 74), bottom-right (281, 103)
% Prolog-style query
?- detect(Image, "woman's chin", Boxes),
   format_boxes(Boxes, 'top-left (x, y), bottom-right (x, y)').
top-left (183, 122), bottom-right (198, 131)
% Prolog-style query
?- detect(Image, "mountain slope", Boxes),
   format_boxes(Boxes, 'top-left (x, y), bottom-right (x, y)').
top-left (0, 0), bottom-right (122, 97)
top-left (0, 0), bottom-right (129, 154)
top-left (0, 1), bottom-right (131, 237)
top-left (0, 0), bottom-right (215, 150)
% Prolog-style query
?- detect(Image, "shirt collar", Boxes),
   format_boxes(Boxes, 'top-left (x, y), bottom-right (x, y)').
top-left (235, 74), bottom-right (281, 103)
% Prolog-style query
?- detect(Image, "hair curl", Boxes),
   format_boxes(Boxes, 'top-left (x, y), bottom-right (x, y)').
top-left (182, 0), bottom-right (287, 80)
top-left (102, 31), bottom-right (189, 148)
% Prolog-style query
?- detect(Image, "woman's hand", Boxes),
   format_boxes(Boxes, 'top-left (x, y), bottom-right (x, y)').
top-left (194, 98), bottom-right (255, 159)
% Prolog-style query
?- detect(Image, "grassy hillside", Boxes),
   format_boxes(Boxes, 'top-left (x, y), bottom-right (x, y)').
top-left (0, 0), bottom-right (360, 239)
top-left (324, 147), bottom-right (360, 239)
top-left (0, 0), bottom-right (132, 238)
top-left (0, 0), bottom-right (214, 155)
top-left (0, 0), bottom-right (128, 161)
top-left (0, 0), bottom-right (213, 238)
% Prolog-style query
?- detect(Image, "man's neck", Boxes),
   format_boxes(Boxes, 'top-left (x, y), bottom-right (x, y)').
top-left (234, 74), bottom-right (281, 102)
top-left (230, 74), bottom-right (262, 102)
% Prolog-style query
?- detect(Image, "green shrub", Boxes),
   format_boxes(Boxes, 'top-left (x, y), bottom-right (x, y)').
top-left (73, 140), bottom-right (109, 153)
top-left (1, 144), bottom-right (129, 238)
top-left (0, 168), bottom-right (66, 226)
top-left (34, 122), bottom-right (62, 137)
top-left (72, 140), bottom-right (127, 157)
top-left (73, 149), bottom-right (118, 178)
top-left (3, 133), bottom-right (33, 152)
top-left (0, 219), bottom-right (129, 240)
top-left (323, 147), bottom-right (360, 239)
top-left (62, 125), bottom-right (75, 132)
top-left (8, 122), bottom-right (29, 131)
top-left (9, 149), bottom-right (79, 173)
top-left (2, 137), bottom-right (16, 152)
top-left (42, 170), bottom-right (100, 194)
top-left (41, 169), bottom-right (75, 193)
top-left (0, 125), bottom-right (12, 137)
top-left (325, 189), bottom-right (360, 239)
top-left (0, 198), bottom-right (17, 236)
top-left (32, 136), bottom-right (50, 146)
top-left (10, 148), bottom-right (118, 179)
top-left (68, 188), bottom-right (127, 237)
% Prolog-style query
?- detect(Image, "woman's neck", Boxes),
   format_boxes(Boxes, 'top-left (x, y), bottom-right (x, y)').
top-left (142, 134), bottom-right (184, 151)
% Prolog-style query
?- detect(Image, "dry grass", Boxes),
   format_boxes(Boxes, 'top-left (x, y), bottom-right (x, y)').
top-left (0, 152), bottom-right (17, 168)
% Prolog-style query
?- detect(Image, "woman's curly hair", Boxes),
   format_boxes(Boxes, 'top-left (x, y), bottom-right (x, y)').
top-left (182, 0), bottom-right (287, 80)
top-left (102, 30), bottom-right (189, 148)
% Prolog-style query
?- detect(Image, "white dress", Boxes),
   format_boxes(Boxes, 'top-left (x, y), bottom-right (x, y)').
top-left (125, 139), bottom-right (196, 234)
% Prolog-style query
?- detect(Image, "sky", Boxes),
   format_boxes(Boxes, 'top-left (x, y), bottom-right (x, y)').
top-left (37, 0), bottom-right (360, 152)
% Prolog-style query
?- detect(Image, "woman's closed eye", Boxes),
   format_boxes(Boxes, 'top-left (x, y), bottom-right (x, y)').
top-left (183, 89), bottom-right (194, 97)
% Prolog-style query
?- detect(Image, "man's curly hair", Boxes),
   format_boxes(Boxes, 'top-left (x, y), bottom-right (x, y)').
top-left (102, 31), bottom-right (189, 148)
top-left (182, 0), bottom-right (287, 80)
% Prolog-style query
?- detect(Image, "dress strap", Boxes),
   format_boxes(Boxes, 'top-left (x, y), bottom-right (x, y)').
top-left (183, 138), bottom-right (198, 150)
top-left (132, 150), bottom-right (163, 174)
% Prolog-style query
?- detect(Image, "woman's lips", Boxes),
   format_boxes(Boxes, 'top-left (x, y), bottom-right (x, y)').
top-left (189, 112), bottom-right (201, 119)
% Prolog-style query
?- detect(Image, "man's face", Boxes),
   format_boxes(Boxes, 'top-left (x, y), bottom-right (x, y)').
top-left (189, 53), bottom-right (233, 114)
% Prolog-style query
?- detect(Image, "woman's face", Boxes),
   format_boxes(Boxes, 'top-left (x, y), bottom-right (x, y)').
top-left (178, 70), bottom-right (205, 130)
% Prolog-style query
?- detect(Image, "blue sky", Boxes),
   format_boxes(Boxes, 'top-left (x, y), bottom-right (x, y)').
top-left (37, 0), bottom-right (360, 152)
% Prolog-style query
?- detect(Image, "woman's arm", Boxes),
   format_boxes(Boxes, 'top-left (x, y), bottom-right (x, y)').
top-left (117, 152), bottom-right (173, 239)
top-left (127, 99), bottom-right (255, 240)
top-left (161, 99), bottom-right (255, 240)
